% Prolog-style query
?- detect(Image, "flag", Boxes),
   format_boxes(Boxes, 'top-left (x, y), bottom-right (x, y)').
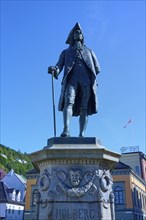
top-left (123, 119), bottom-right (132, 128)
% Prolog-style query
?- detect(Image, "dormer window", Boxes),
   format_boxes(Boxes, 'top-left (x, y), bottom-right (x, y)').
top-left (16, 191), bottom-right (21, 202)
top-left (12, 190), bottom-right (16, 200)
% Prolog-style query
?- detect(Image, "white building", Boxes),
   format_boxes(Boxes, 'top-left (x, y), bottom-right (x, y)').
top-left (0, 182), bottom-right (24, 220)
top-left (1, 169), bottom-right (26, 202)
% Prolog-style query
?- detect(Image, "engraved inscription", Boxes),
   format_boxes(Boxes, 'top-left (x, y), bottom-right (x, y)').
top-left (55, 208), bottom-right (95, 220)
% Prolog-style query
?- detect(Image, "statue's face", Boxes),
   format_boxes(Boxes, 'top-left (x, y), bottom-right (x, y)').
top-left (69, 170), bottom-right (81, 187)
top-left (73, 29), bottom-right (83, 41)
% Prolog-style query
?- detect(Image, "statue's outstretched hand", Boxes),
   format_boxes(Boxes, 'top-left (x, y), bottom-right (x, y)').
top-left (48, 66), bottom-right (59, 79)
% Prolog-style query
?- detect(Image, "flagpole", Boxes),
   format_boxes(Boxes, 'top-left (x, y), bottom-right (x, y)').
top-left (129, 120), bottom-right (134, 145)
top-left (123, 118), bottom-right (134, 146)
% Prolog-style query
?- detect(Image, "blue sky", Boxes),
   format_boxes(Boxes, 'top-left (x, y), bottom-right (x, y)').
top-left (1, 0), bottom-right (145, 154)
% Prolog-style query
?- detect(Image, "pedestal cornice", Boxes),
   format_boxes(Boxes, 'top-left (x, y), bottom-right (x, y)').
top-left (29, 137), bottom-right (120, 172)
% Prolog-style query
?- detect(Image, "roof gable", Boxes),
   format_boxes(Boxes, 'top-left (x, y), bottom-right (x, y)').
top-left (0, 182), bottom-right (11, 202)
top-left (0, 182), bottom-right (24, 205)
top-left (114, 161), bottom-right (131, 170)
top-left (14, 173), bottom-right (26, 185)
top-left (2, 169), bottom-right (26, 185)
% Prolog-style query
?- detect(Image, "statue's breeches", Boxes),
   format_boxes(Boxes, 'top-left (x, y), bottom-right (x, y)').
top-left (64, 84), bottom-right (91, 112)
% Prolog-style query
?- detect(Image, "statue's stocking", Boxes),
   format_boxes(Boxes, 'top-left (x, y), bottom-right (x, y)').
top-left (79, 109), bottom-right (88, 137)
top-left (60, 106), bottom-right (73, 137)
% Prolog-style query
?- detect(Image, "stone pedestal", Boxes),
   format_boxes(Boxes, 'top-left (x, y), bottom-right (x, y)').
top-left (29, 137), bottom-right (120, 220)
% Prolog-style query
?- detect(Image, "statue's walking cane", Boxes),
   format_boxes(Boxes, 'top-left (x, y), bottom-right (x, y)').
top-left (51, 70), bottom-right (56, 137)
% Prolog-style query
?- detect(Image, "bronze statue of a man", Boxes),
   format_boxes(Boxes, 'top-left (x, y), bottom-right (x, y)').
top-left (48, 23), bottom-right (100, 137)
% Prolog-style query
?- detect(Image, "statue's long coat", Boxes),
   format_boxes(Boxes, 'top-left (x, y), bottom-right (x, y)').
top-left (55, 45), bottom-right (100, 116)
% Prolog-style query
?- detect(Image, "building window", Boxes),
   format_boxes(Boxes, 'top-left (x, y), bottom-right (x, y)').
top-left (134, 188), bottom-right (139, 207)
top-left (18, 207), bottom-right (21, 214)
top-left (12, 206), bottom-right (14, 214)
top-left (135, 166), bottom-right (140, 175)
top-left (12, 191), bottom-right (16, 200)
top-left (32, 189), bottom-right (39, 206)
top-left (114, 186), bottom-right (124, 204)
top-left (144, 194), bottom-right (146, 209)
top-left (17, 193), bottom-right (21, 202)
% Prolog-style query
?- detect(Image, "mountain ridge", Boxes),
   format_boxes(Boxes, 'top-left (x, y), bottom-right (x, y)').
top-left (0, 144), bottom-right (33, 177)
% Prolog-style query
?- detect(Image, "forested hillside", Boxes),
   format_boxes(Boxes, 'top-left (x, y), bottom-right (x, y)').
top-left (0, 144), bottom-right (33, 177)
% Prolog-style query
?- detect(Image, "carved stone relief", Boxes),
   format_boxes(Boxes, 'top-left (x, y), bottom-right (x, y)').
top-left (99, 170), bottom-right (113, 192)
top-left (55, 169), bottom-right (99, 198)
top-left (37, 167), bottom-right (113, 200)
top-left (35, 163), bottom-right (115, 220)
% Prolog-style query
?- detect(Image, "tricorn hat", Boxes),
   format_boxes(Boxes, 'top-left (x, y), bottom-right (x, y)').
top-left (66, 22), bottom-right (84, 44)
